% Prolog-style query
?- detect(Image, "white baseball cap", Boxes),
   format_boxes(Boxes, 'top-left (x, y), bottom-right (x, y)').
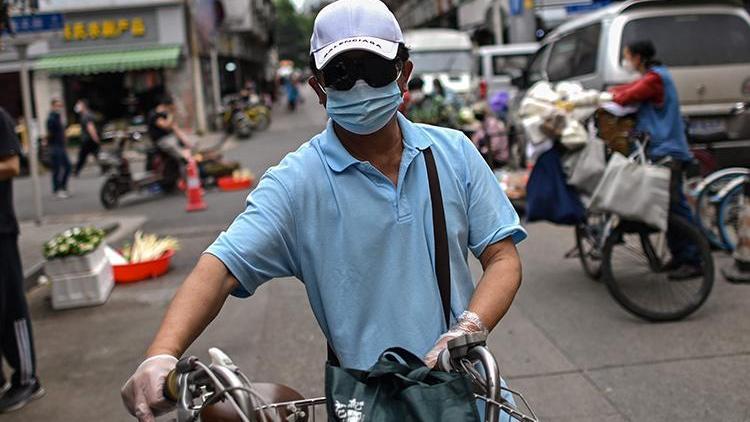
top-left (310, 0), bottom-right (404, 70)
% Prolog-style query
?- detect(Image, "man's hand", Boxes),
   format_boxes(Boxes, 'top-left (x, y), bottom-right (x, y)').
top-left (423, 311), bottom-right (487, 368)
top-left (121, 354), bottom-right (178, 422)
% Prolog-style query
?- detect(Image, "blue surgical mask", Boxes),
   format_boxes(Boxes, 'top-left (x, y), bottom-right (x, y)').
top-left (325, 80), bottom-right (403, 135)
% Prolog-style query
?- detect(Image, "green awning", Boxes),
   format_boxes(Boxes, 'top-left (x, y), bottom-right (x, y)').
top-left (35, 45), bottom-right (181, 75)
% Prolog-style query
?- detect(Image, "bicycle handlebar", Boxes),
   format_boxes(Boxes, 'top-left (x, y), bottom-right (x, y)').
top-left (165, 336), bottom-right (538, 422)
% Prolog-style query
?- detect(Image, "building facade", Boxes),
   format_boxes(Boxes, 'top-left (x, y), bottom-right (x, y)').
top-left (0, 0), bottom-right (274, 137)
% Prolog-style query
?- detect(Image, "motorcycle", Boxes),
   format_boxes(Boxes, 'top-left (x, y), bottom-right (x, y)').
top-left (221, 95), bottom-right (272, 139)
top-left (99, 131), bottom-right (182, 209)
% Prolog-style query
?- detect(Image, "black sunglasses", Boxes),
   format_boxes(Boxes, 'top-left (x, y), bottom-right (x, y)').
top-left (320, 54), bottom-right (402, 91)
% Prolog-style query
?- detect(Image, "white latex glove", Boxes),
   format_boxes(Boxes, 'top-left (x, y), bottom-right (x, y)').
top-left (423, 311), bottom-right (488, 368)
top-left (121, 354), bottom-right (178, 422)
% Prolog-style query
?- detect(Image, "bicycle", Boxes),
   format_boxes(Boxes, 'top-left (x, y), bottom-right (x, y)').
top-left (715, 174), bottom-right (749, 251)
top-left (689, 168), bottom-right (750, 250)
top-left (163, 333), bottom-right (539, 422)
top-left (572, 133), bottom-right (714, 322)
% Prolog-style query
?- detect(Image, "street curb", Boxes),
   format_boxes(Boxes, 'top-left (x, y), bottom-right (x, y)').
top-left (22, 215), bottom-right (147, 292)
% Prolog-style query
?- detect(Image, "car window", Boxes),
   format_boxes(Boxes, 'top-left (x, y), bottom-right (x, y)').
top-left (492, 54), bottom-right (533, 78)
top-left (621, 14), bottom-right (750, 66)
top-left (546, 24), bottom-right (601, 81)
top-left (527, 44), bottom-right (550, 85)
top-left (410, 51), bottom-right (475, 74)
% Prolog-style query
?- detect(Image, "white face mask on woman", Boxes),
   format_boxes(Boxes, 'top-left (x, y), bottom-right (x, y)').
top-left (621, 59), bottom-right (637, 74)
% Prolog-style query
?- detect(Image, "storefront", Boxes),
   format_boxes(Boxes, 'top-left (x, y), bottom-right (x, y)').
top-left (33, 3), bottom-right (195, 129)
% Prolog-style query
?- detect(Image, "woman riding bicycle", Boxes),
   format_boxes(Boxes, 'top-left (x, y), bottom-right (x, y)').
top-left (610, 40), bottom-right (702, 280)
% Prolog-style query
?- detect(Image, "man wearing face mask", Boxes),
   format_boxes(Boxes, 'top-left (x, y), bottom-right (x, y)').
top-left (610, 40), bottom-right (701, 280)
top-left (121, 1), bottom-right (525, 420)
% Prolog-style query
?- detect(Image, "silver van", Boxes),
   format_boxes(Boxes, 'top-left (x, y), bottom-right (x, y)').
top-left (512, 0), bottom-right (750, 168)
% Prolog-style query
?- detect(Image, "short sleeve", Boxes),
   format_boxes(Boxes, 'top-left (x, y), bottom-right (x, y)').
top-left (0, 109), bottom-right (20, 157)
top-left (204, 171), bottom-right (299, 297)
top-left (461, 137), bottom-right (527, 257)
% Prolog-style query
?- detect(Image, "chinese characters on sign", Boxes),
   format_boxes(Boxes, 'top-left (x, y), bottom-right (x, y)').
top-left (63, 17), bottom-right (145, 41)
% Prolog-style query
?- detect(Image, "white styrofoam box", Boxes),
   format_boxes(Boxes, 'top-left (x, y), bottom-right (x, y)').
top-left (51, 258), bottom-right (114, 310)
top-left (45, 243), bottom-right (107, 278)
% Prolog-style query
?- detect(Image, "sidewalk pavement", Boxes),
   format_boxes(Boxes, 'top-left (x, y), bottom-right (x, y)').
top-left (19, 213), bottom-right (147, 291)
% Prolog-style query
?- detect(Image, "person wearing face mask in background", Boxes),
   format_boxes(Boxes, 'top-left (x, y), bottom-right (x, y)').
top-left (406, 77), bottom-right (458, 129)
top-left (609, 40), bottom-right (702, 280)
top-left (121, 1), bottom-right (525, 420)
top-left (72, 99), bottom-right (102, 177)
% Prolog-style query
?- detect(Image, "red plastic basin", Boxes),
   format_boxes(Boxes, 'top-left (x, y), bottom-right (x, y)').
top-left (113, 250), bottom-right (175, 284)
top-left (217, 176), bottom-right (253, 191)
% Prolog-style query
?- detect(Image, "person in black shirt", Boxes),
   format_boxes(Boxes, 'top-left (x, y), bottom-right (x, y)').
top-left (46, 99), bottom-right (71, 198)
top-left (72, 99), bottom-right (101, 177)
top-left (0, 106), bottom-right (44, 412)
top-left (147, 96), bottom-right (193, 163)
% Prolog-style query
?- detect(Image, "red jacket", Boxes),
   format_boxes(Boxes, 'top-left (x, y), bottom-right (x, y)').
top-left (611, 71), bottom-right (664, 107)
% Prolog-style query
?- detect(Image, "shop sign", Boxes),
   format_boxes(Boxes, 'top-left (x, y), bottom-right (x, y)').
top-left (63, 17), bottom-right (146, 41)
top-left (49, 8), bottom-right (158, 50)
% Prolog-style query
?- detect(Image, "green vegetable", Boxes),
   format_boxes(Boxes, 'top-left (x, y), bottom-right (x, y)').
top-left (43, 226), bottom-right (105, 259)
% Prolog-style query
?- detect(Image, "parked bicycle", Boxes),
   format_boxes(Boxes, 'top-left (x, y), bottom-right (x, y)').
top-left (574, 133), bottom-right (714, 322)
top-left (688, 167), bottom-right (750, 250)
top-left (163, 333), bottom-right (538, 422)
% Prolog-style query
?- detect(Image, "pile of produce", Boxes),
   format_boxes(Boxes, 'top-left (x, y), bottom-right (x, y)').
top-left (231, 168), bottom-right (254, 182)
top-left (44, 227), bottom-right (105, 259)
top-left (120, 231), bottom-right (180, 263)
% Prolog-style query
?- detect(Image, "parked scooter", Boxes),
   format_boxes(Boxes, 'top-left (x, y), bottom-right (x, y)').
top-left (221, 98), bottom-right (253, 139)
top-left (220, 94), bottom-right (272, 139)
top-left (99, 131), bottom-right (181, 209)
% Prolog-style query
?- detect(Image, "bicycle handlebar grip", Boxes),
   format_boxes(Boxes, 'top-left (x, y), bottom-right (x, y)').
top-left (436, 349), bottom-right (452, 372)
top-left (163, 369), bottom-right (179, 402)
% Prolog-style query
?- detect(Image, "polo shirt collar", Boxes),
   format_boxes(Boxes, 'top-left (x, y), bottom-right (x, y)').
top-left (321, 113), bottom-right (434, 173)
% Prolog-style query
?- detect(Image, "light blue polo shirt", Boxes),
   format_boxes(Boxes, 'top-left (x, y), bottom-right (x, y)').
top-left (205, 113), bottom-right (526, 371)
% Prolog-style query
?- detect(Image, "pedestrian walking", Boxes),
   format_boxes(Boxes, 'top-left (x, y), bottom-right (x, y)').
top-left (0, 106), bottom-right (44, 413)
top-left (72, 99), bottom-right (101, 177)
top-left (121, 1), bottom-right (525, 420)
top-left (47, 98), bottom-right (71, 198)
top-left (285, 75), bottom-right (300, 111)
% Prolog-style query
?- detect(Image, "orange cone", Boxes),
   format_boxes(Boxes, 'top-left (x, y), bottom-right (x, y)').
top-left (185, 158), bottom-right (207, 212)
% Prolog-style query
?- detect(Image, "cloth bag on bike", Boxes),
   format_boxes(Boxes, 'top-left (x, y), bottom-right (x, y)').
top-left (589, 152), bottom-right (670, 231)
top-left (325, 347), bottom-right (480, 422)
top-left (567, 137), bottom-right (606, 196)
top-left (526, 147), bottom-right (585, 225)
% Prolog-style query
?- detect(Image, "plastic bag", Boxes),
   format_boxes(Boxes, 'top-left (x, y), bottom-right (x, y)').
top-left (560, 120), bottom-right (588, 150)
top-left (526, 81), bottom-right (560, 103)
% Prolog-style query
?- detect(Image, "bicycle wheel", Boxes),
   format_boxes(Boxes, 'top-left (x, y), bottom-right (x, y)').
top-left (694, 170), bottom-right (749, 249)
top-left (575, 213), bottom-right (606, 280)
top-left (601, 216), bottom-right (714, 322)
top-left (717, 184), bottom-right (744, 251)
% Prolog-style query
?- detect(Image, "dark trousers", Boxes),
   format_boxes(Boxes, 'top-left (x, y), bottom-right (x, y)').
top-left (668, 163), bottom-right (701, 265)
top-left (0, 235), bottom-right (37, 387)
top-left (50, 146), bottom-right (71, 192)
top-left (74, 140), bottom-right (100, 176)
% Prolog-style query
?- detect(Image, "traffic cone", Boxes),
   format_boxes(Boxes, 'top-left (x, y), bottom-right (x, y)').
top-left (185, 158), bottom-right (207, 212)
top-left (723, 180), bottom-right (750, 283)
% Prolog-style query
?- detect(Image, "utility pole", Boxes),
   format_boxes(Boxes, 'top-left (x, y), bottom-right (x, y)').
top-left (209, 44), bottom-right (221, 130)
top-left (17, 44), bottom-right (43, 224)
top-left (491, 0), bottom-right (503, 45)
top-left (187, 0), bottom-right (208, 134)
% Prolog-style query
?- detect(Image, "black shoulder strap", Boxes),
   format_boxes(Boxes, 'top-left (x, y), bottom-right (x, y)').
top-left (424, 147), bottom-right (452, 328)
top-left (327, 147), bottom-right (452, 367)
